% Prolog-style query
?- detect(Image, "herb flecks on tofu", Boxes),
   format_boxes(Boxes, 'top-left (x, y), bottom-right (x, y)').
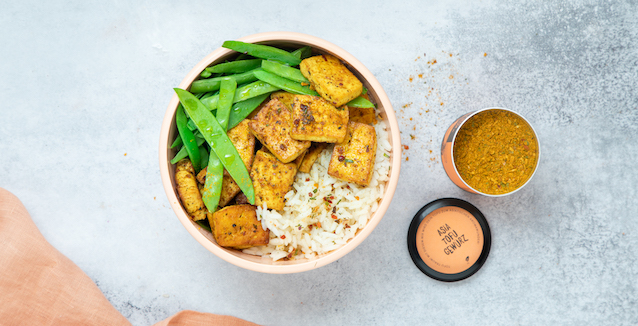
top-left (300, 54), bottom-right (363, 107)
top-left (250, 149), bottom-right (298, 210)
top-left (248, 98), bottom-right (310, 163)
top-left (290, 95), bottom-right (349, 143)
top-left (211, 205), bottom-right (269, 249)
top-left (327, 122), bottom-right (377, 186)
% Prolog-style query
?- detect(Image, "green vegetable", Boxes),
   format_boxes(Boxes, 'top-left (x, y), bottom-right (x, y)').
top-left (174, 88), bottom-right (255, 205)
top-left (170, 134), bottom-right (206, 164)
top-left (175, 105), bottom-right (201, 171)
top-left (261, 60), bottom-right (309, 83)
top-left (362, 86), bottom-right (368, 95)
top-left (253, 70), bottom-right (318, 96)
top-left (199, 146), bottom-right (209, 168)
top-left (222, 40), bottom-right (301, 66)
top-left (227, 93), bottom-right (270, 130)
top-left (190, 68), bottom-right (262, 93)
top-left (196, 220), bottom-right (212, 232)
top-left (216, 78), bottom-right (237, 131)
top-left (291, 46), bottom-right (312, 59)
top-left (346, 96), bottom-right (375, 108)
top-left (200, 70), bottom-right (212, 78)
top-left (202, 150), bottom-right (223, 213)
top-left (201, 80), bottom-right (279, 110)
top-left (204, 59), bottom-right (262, 74)
top-left (171, 135), bottom-right (183, 149)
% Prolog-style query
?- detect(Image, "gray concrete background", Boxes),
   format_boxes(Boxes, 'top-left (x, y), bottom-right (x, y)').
top-left (1, 0), bottom-right (637, 325)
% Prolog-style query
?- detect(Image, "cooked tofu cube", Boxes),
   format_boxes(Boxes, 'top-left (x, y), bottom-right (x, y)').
top-left (175, 159), bottom-right (208, 221)
top-left (290, 95), bottom-right (349, 143)
top-left (250, 149), bottom-right (298, 210)
top-left (210, 204), bottom-right (269, 249)
top-left (248, 98), bottom-right (311, 163)
top-left (300, 54), bottom-right (363, 107)
top-left (270, 91), bottom-right (295, 111)
top-left (298, 142), bottom-right (327, 173)
top-left (348, 106), bottom-right (377, 125)
top-left (219, 175), bottom-right (241, 207)
top-left (294, 149), bottom-right (307, 169)
top-left (327, 122), bottom-right (377, 186)
top-left (224, 119), bottom-right (256, 176)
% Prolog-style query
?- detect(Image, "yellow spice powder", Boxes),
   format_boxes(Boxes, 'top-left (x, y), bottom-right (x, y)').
top-left (453, 110), bottom-right (538, 195)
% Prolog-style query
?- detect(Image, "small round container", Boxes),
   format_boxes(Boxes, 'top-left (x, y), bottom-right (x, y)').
top-left (407, 198), bottom-right (491, 282)
top-left (441, 107), bottom-right (540, 197)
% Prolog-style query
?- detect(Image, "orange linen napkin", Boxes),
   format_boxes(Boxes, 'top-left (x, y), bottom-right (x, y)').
top-left (0, 188), bottom-right (259, 326)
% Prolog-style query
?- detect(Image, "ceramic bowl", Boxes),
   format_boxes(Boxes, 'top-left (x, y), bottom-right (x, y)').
top-left (159, 32), bottom-right (401, 273)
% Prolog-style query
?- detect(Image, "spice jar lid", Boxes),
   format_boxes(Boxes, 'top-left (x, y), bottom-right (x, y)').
top-left (407, 198), bottom-right (491, 282)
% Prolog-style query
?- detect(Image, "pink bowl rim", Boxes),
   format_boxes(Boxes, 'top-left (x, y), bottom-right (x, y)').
top-left (159, 31), bottom-right (402, 274)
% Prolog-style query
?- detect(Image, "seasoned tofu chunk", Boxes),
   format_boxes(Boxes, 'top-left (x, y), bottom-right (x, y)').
top-left (300, 54), bottom-right (363, 107)
top-left (219, 175), bottom-right (241, 207)
top-left (298, 142), bottom-right (327, 173)
top-left (327, 122), bottom-right (377, 186)
top-left (175, 159), bottom-right (208, 221)
top-left (248, 98), bottom-right (311, 163)
top-left (290, 95), bottom-right (349, 143)
top-left (348, 106), bottom-right (377, 125)
top-left (250, 149), bottom-right (298, 210)
top-left (224, 119), bottom-right (256, 176)
top-left (210, 204), bottom-right (269, 249)
top-left (294, 149), bottom-right (307, 169)
top-left (270, 91), bottom-right (295, 111)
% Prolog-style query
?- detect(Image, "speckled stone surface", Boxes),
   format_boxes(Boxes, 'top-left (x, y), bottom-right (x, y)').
top-left (1, 1), bottom-right (637, 325)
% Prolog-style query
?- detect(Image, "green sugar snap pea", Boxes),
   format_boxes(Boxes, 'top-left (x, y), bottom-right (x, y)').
top-left (190, 68), bottom-right (262, 94)
top-left (222, 41), bottom-right (301, 66)
top-left (261, 60), bottom-right (309, 83)
top-left (175, 105), bottom-right (201, 171)
top-left (174, 88), bottom-right (255, 205)
top-left (216, 78), bottom-right (237, 131)
top-left (203, 59), bottom-right (262, 75)
top-left (200, 80), bottom-right (279, 111)
top-left (253, 70), bottom-right (318, 96)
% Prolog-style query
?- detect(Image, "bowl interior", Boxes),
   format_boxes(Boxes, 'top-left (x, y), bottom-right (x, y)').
top-left (160, 32), bottom-right (401, 273)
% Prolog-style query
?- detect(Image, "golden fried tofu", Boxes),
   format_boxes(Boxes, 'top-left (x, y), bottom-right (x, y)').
top-left (290, 95), bottom-right (349, 143)
top-left (270, 91), bottom-right (295, 111)
top-left (327, 122), bottom-right (377, 186)
top-left (224, 119), bottom-right (256, 176)
top-left (210, 204), bottom-right (269, 249)
top-left (298, 142), bottom-right (328, 173)
top-left (294, 149), bottom-right (307, 169)
top-left (250, 150), bottom-right (298, 210)
top-left (300, 54), bottom-right (363, 107)
top-left (175, 159), bottom-right (208, 221)
top-left (219, 175), bottom-right (241, 207)
top-left (248, 98), bottom-right (311, 163)
top-left (349, 106), bottom-right (377, 125)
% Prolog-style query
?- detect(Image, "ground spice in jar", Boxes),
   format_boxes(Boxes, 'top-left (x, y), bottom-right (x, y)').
top-left (453, 109), bottom-right (538, 195)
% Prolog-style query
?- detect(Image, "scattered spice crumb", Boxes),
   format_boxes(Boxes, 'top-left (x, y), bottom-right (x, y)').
top-left (409, 76), bottom-right (414, 82)
top-left (440, 102), bottom-right (444, 106)
top-left (449, 75), bottom-right (454, 79)
top-left (124, 153), bottom-right (127, 156)
top-left (410, 134), bottom-right (415, 140)
top-left (418, 73), bottom-right (423, 78)
top-left (484, 53), bottom-right (488, 57)
top-left (409, 117), bottom-right (413, 121)
top-left (406, 157), bottom-right (409, 161)
top-left (402, 103), bottom-right (412, 108)
top-left (403, 145), bottom-right (410, 150)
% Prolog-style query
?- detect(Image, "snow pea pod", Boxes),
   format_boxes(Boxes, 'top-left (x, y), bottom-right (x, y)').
top-left (190, 68), bottom-right (262, 94)
top-left (170, 133), bottom-right (206, 164)
top-left (175, 105), bottom-right (201, 171)
top-left (200, 80), bottom-right (279, 111)
top-left (174, 88), bottom-right (255, 205)
top-left (202, 150), bottom-right (223, 212)
top-left (204, 59), bottom-right (262, 74)
top-left (222, 40), bottom-right (301, 66)
top-left (253, 70), bottom-right (318, 96)
top-left (291, 46), bottom-right (312, 60)
top-left (227, 93), bottom-right (270, 130)
top-left (216, 77), bottom-right (237, 131)
top-left (346, 96), bottom-right (375, 108)
top-left (261, 60), bottom-right (309, 83)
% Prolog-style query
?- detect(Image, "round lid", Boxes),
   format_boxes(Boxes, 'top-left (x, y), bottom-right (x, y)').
top-left (407, 198), bottom-right (491, 282)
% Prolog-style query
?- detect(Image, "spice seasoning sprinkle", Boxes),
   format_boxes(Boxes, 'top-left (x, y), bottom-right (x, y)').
top-left (453, 109), bottom-right (538, 195)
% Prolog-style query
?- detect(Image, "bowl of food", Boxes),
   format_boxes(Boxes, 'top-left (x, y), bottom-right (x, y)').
top-left (441, 107), bottom-right (540, 196)
top-left (159, 32), bottom-right (401, 273)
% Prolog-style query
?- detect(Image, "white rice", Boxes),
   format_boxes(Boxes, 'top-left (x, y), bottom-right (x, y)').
top-left (242, 119), bottom-right (392, 261)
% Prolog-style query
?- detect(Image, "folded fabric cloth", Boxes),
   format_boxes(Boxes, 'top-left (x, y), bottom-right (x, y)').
top-left (0, 188), bottom-right (259, 326)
